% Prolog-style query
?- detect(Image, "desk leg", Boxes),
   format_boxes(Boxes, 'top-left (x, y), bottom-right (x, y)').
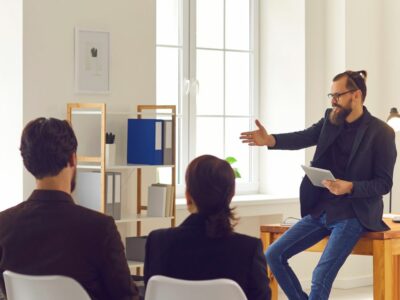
top-left (394, 255), bottom-right (399, 300)
top-left (261, 232), bottom-right (278, 300)
top-left (373, 240), bottom-right (393, 300)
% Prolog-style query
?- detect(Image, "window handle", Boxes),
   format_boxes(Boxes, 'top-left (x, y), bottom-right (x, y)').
top-left (194, 79), bottom-right (199, 95)
top-left (184, 79), bottom-right (191, 95)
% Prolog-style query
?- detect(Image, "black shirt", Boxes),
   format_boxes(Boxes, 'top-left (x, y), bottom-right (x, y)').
top-left (311, 113), bottom-right (365, 223)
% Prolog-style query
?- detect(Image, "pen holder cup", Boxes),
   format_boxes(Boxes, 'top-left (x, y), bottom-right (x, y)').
top-left (106, 143), bottom-right (116, 166)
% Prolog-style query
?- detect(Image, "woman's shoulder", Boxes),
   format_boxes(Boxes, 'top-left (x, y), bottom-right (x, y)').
top-left (230, 232), bottom-right (262, 246)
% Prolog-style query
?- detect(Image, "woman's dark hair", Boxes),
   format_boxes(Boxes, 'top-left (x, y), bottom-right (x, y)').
top-left (185, 155), bottom-right (237, 238)
top-left (333, 70), bottom-right (368, 102)
top-left (20, 117), bottom-right (78, 179)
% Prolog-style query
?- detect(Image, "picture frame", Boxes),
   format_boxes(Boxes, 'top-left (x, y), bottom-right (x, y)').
top-left (75, 28), bottom-right (110, 94)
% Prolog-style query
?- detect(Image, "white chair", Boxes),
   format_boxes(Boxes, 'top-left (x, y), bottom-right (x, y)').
top-left (145, 275), bottom-right (247, 300)
top-left (3, 270), bottom-right (90, 300)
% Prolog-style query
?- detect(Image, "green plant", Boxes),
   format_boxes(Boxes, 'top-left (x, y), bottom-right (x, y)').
top-left (225, 156), bottom-right (241, 178)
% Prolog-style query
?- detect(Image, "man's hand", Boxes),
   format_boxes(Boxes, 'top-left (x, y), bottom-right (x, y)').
top-left (240, 120), bottom-right (276, 147)
top-left (322, 179), bottom-right (353, 195)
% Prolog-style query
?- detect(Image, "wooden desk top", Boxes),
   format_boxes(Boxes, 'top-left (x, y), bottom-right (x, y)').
top-left (260, 218), bottom-right (400, 240)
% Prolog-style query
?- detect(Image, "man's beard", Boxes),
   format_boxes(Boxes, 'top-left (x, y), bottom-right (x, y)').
top-left (71, 168), bottom-right (77, 193)
top-left (329, 104), bottom-right (352, 126)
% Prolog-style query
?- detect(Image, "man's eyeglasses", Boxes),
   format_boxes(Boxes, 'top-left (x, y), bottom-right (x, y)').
top-left (327, 89), bottom-right (357, 101)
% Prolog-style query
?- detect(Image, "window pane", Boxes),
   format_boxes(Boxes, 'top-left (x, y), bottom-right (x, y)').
top-left (196, 50), bottom-right (224, 115)
top-left (225, 52), bottom-right (250, 116)
top-left (196, 117), bottom-right (223, 158)
top-left (156, 0), bottom-right (180, 46)
top-left (196, 0), bottom-right (223, 49)
top-left (156, 47), bottom-right (179, 107)
top-left (226, 0), bottom-right (250, 50)
top-left (225, 118), bottom-right (250, 182)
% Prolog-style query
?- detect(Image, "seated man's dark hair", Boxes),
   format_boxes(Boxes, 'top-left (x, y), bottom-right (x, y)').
top-left (20, 117), bottom-right (78, 179)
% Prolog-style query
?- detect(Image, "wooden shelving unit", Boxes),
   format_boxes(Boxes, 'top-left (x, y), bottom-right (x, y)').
top-left (136, 105), bottom-right (176, 237)
top-left (67, 103), bottom-right (176, 273)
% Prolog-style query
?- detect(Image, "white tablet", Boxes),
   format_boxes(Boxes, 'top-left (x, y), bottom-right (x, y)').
top-left (301, 165), bottom-right (336, 188)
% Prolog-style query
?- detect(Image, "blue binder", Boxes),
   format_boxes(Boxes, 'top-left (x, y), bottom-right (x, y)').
top-left (127, 119), bottom-right (164, 165)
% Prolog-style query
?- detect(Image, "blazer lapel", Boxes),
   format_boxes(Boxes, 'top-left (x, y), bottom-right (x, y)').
top-left (346, 109), bottom-right (372, 169)
top-left (313, 123), bottom-right (343, 163)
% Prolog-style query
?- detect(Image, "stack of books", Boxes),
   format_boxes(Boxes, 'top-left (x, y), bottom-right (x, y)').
top-left (147, 184), bottom-right (175, 217)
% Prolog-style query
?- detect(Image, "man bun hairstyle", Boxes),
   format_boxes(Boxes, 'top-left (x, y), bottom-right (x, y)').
top-left (185, 155), bottom-right (238, 238)
top-left (20, 117), bottom-right (78, 179)
top-left (333, 70), bottom-right (368, 102)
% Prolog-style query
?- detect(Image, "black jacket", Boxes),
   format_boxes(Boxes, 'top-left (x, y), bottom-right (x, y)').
top-left (0, 190), bottom-right (138, 300)
top-left (272, 107), bottom-right (397, 231)
top-left (144, 213), bottom-right (271, 300)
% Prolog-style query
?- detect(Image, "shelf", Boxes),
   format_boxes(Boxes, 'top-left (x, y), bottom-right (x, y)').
top-left (77, 164), bottom-right (174, 172)
top-left (108, 164), bottom-right (174, 171)
top-left (108, 111), bottom-right (177, 117)
top-left (71, 110), bottom-right (102, 115)
top-left (128, 260), bottom-right (144, 272)
top-left (115, 215), bottom-right (175, 224)
top-left (77, 164), bottom-right (101, 170)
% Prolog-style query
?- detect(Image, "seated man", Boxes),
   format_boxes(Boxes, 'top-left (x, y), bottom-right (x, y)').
top-left (0, 117), bottom-right (139, 300)
top-left (144, 155), bottom-right (271, 300)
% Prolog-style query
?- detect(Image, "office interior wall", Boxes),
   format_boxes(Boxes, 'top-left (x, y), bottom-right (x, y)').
top-left (0, 0), bottom-right (23, 210)
top-left (382, 0), bottom-right (400, 214)
top-left (22, 0), bottom-right (156, 199)
top-left (259, 0), bottom-right (305, 197)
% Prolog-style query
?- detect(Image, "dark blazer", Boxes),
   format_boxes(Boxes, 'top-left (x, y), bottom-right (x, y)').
top-left (0, 190), bottom-right (138, 300)
top-left (144, 213), bottom-right (271, 300)
top-left (272, 107), bottom-right (397, 231)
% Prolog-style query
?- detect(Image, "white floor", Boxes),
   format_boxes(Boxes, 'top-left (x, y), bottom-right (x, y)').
top-left (278, 286), bottom-right (373, 300)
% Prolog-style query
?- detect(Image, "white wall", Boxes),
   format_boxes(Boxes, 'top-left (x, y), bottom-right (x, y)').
top-left (259, 0), bottom-right (305, 197)
top-left (382, 0), bottom-right (400, 213)
top-left (22, 0), bottom-right (156, 198)
top-left (345, 0), bottom-right (383, 118)
top-left (0, 0), bottom-right (23, 210)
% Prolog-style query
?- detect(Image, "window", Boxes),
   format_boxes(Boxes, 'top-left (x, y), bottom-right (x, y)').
top-left (156, 0), bottom-right (258, 195)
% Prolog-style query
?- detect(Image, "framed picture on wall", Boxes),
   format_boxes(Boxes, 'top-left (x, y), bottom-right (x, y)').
top-left (75, 28), bottom-right (110, 94)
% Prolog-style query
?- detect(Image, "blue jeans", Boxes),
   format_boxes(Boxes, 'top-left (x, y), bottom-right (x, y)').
top-left (265, 214), bottom-right (365, 300)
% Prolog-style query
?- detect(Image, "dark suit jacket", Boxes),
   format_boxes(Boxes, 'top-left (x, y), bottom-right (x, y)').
top-left (144, 213), bottom-right (271, 300)
top-left (272, 107), bottom-right (397, 231)
top-left (0, 190), bottom-right (138, 300)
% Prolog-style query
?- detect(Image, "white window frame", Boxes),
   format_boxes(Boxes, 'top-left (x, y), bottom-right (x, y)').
top-left (156, 0), bottom-right (260, 197)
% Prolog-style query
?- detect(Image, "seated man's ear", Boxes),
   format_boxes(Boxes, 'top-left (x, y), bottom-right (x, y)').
top-left (185, 190), bottom-right (198, 213)
top-left (185, 190), bottom-right (192, 206)
top-left (68, 152), bottom-right (77, 168)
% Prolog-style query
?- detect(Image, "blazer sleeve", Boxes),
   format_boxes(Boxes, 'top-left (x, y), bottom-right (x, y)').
top-left (351, 126), bottom-right (397, 198)
top-left (270, 117), bottom-right (325, 151)
top-left (144, 229), bottom-right (171, 287)
top-left (245, 240), bottom-right (271, 300)
top-left (100, 217), bottom-right (139, 300)
top-left (143, 232), bottom-right (154, 285)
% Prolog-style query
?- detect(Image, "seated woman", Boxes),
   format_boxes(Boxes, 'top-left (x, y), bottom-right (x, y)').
top-left (144, 155), bottom-right (271, 300)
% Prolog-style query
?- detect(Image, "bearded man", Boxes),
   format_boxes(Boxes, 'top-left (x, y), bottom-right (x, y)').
top-left (240, 70), bottom-right (397, 300)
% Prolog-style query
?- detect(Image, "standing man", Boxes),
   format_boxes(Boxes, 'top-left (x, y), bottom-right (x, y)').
top-left (0, 117), bottom-right (139, 300)
top-left (240, 70), bottom-right (397, 300)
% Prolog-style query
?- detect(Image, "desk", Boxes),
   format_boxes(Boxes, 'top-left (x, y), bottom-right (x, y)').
top-left (261, 218), bottom-right (400, 300)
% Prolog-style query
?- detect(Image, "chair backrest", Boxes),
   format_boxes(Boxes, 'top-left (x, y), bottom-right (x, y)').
top-left (3, 270), bottom-right (91, 300)
top-left (145, 275), bottom-right (247, 300)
